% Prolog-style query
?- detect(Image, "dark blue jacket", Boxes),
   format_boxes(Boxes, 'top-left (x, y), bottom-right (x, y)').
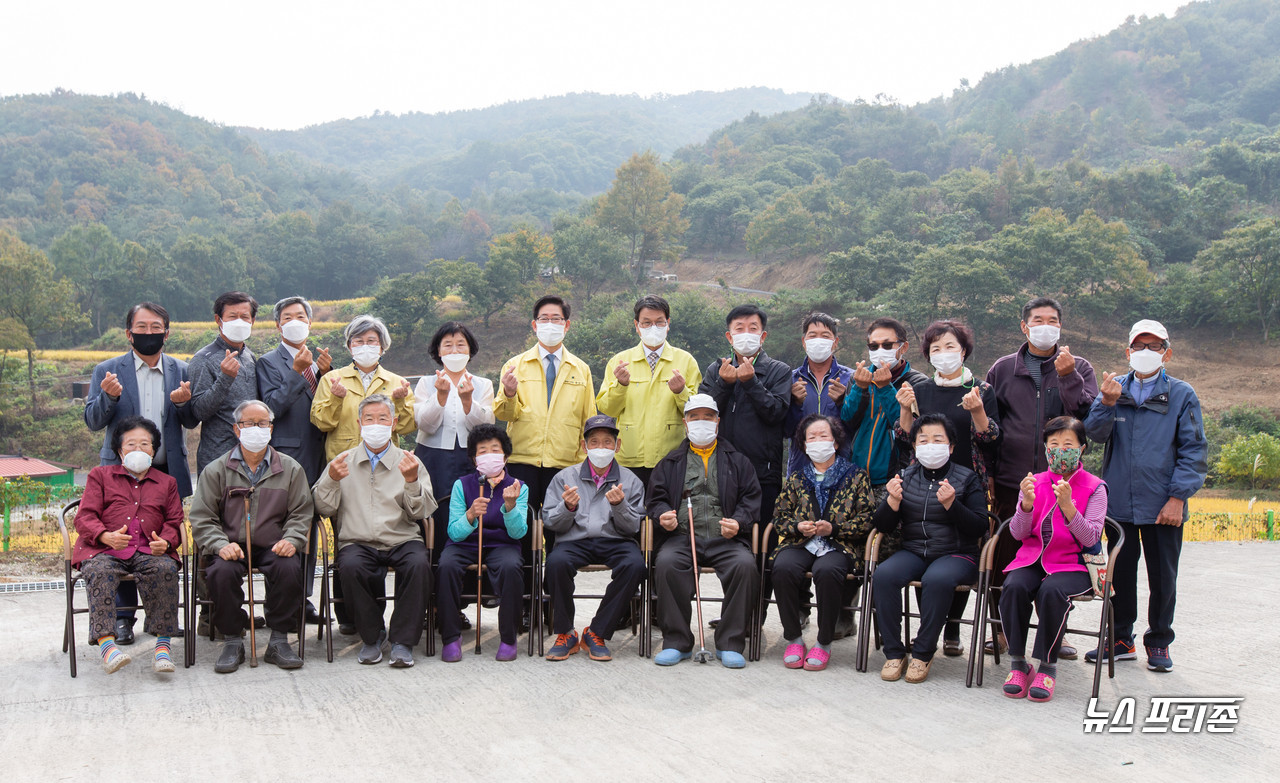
top-left (1084, 369), bottom-right (1207, 525)
top-left (257, 343), bottom-right (326, 485)
top-left (83, 351), bottom-right (197, 497)
top-left (784, 358), bottom-right (853, 476)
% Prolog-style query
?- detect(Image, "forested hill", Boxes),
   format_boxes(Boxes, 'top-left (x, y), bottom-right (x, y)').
top-left (241, 89), bottom-right (814, 196)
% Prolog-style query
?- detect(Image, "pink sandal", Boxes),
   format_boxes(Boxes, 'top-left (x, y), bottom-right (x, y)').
top-left (1028, 671), bottom-right (1056, 702)
top-left (783, 643), bottom-right (806, 669)
top-left (1003, 666), bottom-right (1033, 699)
top-left (803, 646), bottom-right (830, 671)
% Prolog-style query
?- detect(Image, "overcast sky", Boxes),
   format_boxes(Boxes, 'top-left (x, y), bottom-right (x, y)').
top-left (4, 0), bottom-right (1192, 130)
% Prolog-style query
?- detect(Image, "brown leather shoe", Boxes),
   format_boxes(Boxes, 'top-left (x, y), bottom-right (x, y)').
top-left (880, 657), bottom-right (907, 681)
top-left (1058, 642), bottom-right (1078, 660)
top-left (905, 656), bottom-right (933, 683)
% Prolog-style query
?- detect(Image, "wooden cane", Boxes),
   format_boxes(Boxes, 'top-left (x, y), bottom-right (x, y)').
top-left (474, 482), bottom-right (487, 654)
top-left (243, 495), bottom-right (257, 667)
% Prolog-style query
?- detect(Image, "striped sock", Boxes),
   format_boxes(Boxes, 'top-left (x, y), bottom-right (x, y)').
top-left (99, 636), bottom-right (127, 671)
top-left (155, 637), bottom-right (172, 665)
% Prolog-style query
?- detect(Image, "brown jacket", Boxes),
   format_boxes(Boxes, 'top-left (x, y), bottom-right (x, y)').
top-left (190, 446), bottom-right (314, 554)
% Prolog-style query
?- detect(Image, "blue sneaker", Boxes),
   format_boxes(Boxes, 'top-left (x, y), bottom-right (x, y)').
top-left (1146, 645), bottom-right (1173, 672)
top-left (1084, 637), bottom-right (1137, 663)
top-left (654, 648), bottom-right (692, 666)
top-left (580, 627), bottom-right (612, 661)
top-left (716, 650), bottom-right (746, 669)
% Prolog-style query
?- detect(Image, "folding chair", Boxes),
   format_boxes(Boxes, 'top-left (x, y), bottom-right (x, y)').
top-left (751, 524), bottom-right (875, 663)
top-left (424, 513), bottom-right (545, 657)
top-left (969, 517), bottom-right (1125, 697)
top-left (541, 526), bottom-right (648, 658)
top-left (644, 518), bottom-right (760, 658)
top-left (59, 499), bottom-right (194, 677)
top-left (319, 516), bottom-right (432, 662)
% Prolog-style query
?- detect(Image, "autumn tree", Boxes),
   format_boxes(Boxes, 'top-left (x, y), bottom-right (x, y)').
top-left (1195, 218), bottom-right (1280, 340)
top-left (596, 151), bottom-right (689, 284)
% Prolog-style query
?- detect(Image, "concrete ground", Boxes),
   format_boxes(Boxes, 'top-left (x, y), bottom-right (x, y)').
top-left (1, 541), bottom-right (1274, 780)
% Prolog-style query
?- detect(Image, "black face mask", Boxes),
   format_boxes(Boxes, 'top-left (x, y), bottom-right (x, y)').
top-left (130, 331), bottom-right (166, 356)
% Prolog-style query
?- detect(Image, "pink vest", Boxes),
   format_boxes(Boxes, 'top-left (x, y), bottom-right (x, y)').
top-left (1005, 468), bottom-right (1103, 575)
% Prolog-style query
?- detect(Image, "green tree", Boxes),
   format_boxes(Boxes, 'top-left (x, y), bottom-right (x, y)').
top-left (370, 267), bottom-right (446, 345)
top-left (167, 234), bottom-right (248, 319)
top-left (552, 219), bottom-right (627, 302)
top-left (596, 151), bottom-right (689, 284)
top-left (0, 231), bottom-right (89, 414)
top-left (1195, 218), bottom-right (1280, 340)
top-left (1215, 432), bottom-right (1280, 489)
top-left (48, 223), bottom-right (126, 335)
top-left (821, 233), bottom-right (922, 302)
top-left (744, 192), bottom-right (818, 259)
top-left (488, 228), bottom-right (555, 284)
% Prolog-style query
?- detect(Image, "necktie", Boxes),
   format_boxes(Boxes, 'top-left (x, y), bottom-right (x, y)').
top-left (545, 354), bottom-right (557, 407)
top-left (302, 365), bottom-right (317, 394)
top-left (647, 351), bottom-right (659, 372)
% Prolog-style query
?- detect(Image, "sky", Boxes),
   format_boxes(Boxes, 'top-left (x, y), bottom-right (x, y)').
top-left (3, 0), bottom-right (1194, 130)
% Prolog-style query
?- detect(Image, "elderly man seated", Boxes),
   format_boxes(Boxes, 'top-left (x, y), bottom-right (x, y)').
top-left (647, 393), bottom-right (761, 669)
top-left (190, 400), bottom-right (314, 673)
top-left (541, 414), bottom-right (647, 662)
top-left (314, 393), bottom-right (436, 668)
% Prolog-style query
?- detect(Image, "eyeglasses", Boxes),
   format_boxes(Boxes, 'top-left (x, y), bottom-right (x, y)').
top-left (236, 421), bottom-right (272, 429)
top-left (535, 317), bottom-right (566, 325)
top-left (867, 341), bottom-right (899, 351)
top-left (1130, 341), bottom-right (1167, 352)
top-left (637, 320), bottom-right (668, 328)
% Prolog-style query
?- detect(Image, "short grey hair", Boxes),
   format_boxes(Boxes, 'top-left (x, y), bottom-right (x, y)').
top-left (273, 296), bottom-right (313, 322)
top-left (344, 315), bottom-right (391, 351)
top-left (233, 399), bottom-right (274, 423)
top-left (358, 393), bottom-right (395, 420)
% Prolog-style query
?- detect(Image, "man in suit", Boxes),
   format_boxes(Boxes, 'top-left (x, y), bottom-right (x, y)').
top-left (84, 301), bottom-right (198, 644)
top-left (257, 296), bottom-right (332, 625)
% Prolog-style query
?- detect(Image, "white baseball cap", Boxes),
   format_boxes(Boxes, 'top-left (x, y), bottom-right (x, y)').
top-left (1128, 319), bottom-right (1169, 344)
top-left (683, 393), bottom-right (719, 414)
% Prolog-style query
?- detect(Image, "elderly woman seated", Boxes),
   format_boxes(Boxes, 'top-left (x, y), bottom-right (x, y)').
top-left (73, 416), bottom-right (184, 674)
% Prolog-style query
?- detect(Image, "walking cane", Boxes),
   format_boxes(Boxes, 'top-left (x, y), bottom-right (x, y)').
top-left (684, 491), bottom-right (713, 663)
top-left (243, 494), bottom-right (258, 668)
top-left (475, 482), bottom-right (487, 654)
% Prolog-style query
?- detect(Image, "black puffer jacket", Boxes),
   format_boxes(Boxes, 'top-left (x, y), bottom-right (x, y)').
top-left (872, 461), bottom-right (987, 558)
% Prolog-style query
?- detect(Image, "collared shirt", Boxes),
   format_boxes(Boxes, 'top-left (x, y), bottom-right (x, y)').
top-left (231, 445), bottom-right (271, 485)
top-left (538, 344), bottom-right (564, 377)
top-left (365, 443), bottom-right (388, 470)
top-left (645, 343), bottom-right (665, 364)
top-left (281, 341), bottom-right (319, 377)
top-left (1132, 371), bottom-right (1162, 406)
top-left (413, 372), bottom-right (496, 449)
top-left (134, 352), bottom-right (167, 464)
top-left (588, 462), bottom-right (609, 489)
top-left (358, 367), bottom-right (378, 390)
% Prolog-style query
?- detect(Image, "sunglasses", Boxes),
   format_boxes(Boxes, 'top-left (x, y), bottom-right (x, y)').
top-left (867, 341), bottom-right (900, 351)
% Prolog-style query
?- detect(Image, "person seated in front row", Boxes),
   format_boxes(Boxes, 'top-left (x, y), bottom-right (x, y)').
top-left (190, 400), bottom-right (314, 673)
top-left (999, 416), bottom-right (1106, 702)
top-left (436, 424), bottom-right (529, 662)
top-left (542, 414), bottom-right (647, 662)
top-left (313, 393), bottom-right (436, 668)
top-left (647, 393), bottom-right (761, 669)
top-left (771, 414), bottom-right (875, 671)
top-left (73, 416), bottom-right (184, 674)
top-left (872, 412), bottom-right (987, 684)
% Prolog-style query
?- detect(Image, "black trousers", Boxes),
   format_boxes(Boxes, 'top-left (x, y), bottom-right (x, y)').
top-left (772, 546), bottom-right (852, 645)
top-left (507, 463), bottom-right (561, 600)
top-left (437, 545), bottom-right (524, 645)
top-left (205, 547), bottom-right (303, 636)
top-left (335, 540), bottom-right (431, 648)
top-left (1113, 520), bottom-right (1183, 648)
top-left (999, 563), bottom-right (1093, 664)
top-left (873, 550), bottom-right (977, 661)
top-left (545, 538), bottom-right (645, 638)
top-left (655, 536), bottom-right (759, 654)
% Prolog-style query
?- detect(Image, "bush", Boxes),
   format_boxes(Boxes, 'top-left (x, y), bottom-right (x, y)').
top-left (1215, 432), bottom-right (1280, 489)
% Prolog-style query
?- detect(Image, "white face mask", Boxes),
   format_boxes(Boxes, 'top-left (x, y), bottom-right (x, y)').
top-left (805, 338), bottom-right (835, 363)
top-left (280, 319), bottom-right (309, 344)
top-left (536, 322), bottom-right (566, 347)
top-left (1027, 325), bottom-right (1060, 351)
top-left (731, 332), bottom-right (762, 357)
top-left (361, 424), bottom-right (393, 450)
top-left (929, 351), bottom-right (963, 376)
top-left (805, 441), bottom-right (836, 464)
top-left (639, 325), bottom-right (668, 349)
top-left (686, 420), bottom-right (718, 447)
top-left (220, 318), bottom-right (252, 344)
top-left (869, 347), bottom-right (898, 369)
top-left (350, 345), bottom-right (381, 369)
top-left (587, 448), bottom-right (616, 470)
top-left (238, 425), bottom-right (271, 453)
top-left (1129, 348), bottom-right (1165, 375)
top-left (915, 443), bottom-right (951, 470)
top-left (441, 353), bottom-right (469, 373)
top-left (121, 450), bottom-right (153, 474)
